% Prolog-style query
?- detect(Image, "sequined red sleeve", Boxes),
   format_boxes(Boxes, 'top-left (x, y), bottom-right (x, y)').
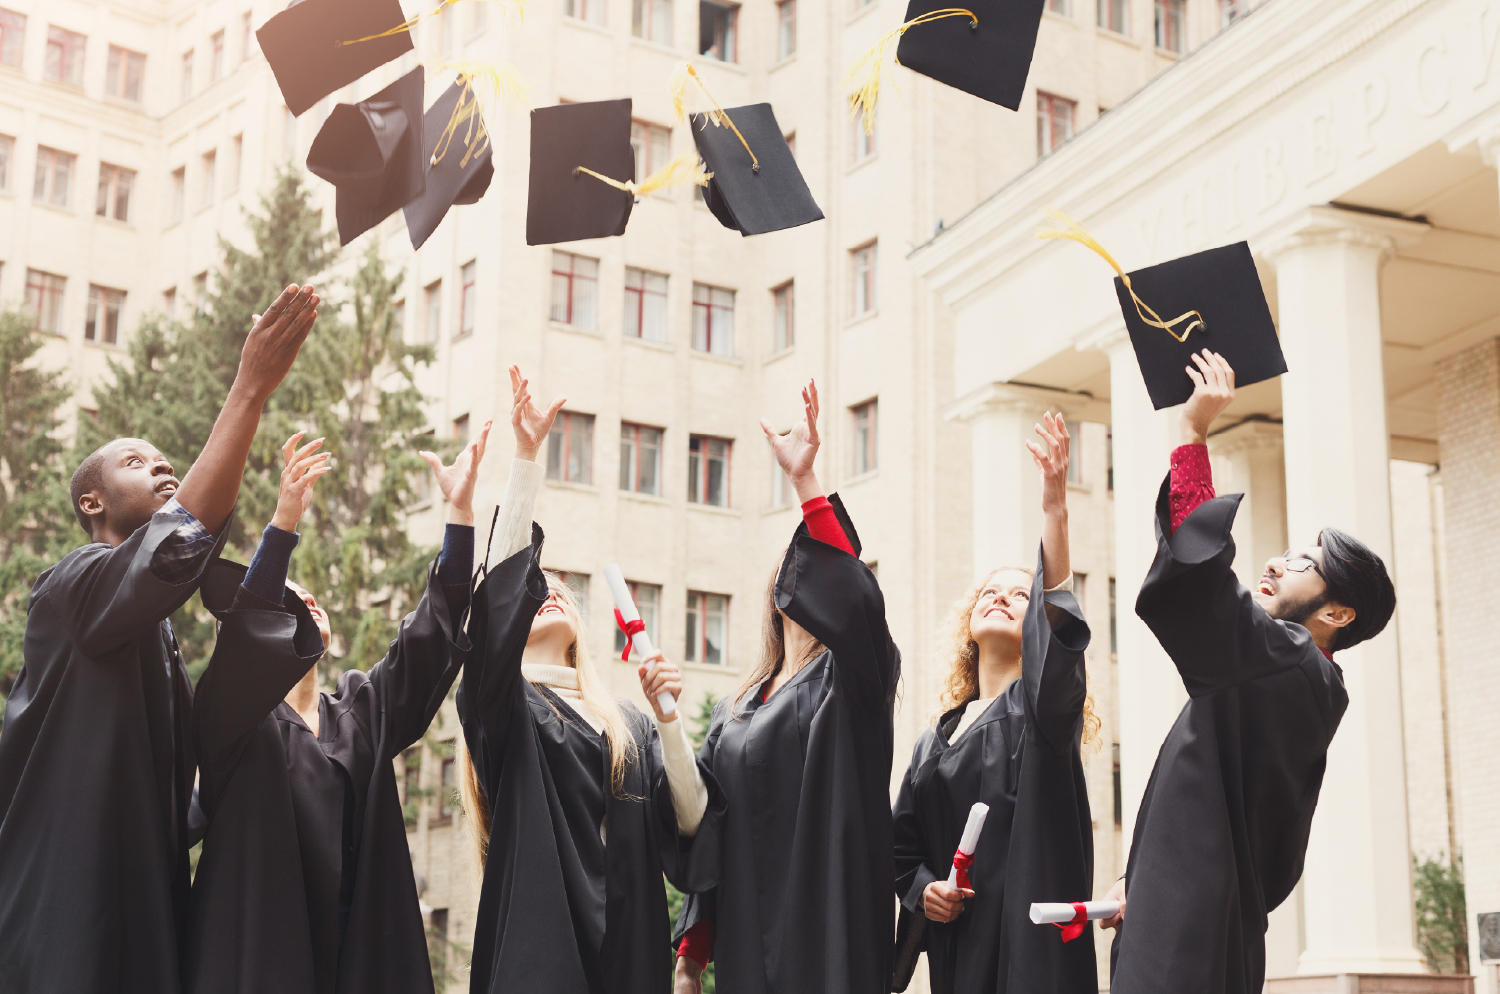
top-left (1169, 444), bottom-right (1216, 535)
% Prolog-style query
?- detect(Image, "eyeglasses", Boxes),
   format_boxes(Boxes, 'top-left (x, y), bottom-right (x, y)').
top-left (1280, 552), bottom-right (1321, 576)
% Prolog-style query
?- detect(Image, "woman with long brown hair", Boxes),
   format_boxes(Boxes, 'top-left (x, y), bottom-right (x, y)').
top-left (672, 380), bottom-right (901, 994)
top-left (457, 366), bottom-right (724, 994)
top-left (891, 414), bottom-right (1100, 994)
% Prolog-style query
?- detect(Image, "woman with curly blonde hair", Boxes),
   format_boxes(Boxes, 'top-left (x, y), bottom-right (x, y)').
top-left (892, 414), bottom-right (1101, 994)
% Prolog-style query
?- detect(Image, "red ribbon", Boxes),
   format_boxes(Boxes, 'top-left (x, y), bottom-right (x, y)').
top-left (614, 609), bottom-right (645, 661)
top-left (1055, 903), bottom-right (1088, 942)
top-left (951, 850), bottom-right (975, 891)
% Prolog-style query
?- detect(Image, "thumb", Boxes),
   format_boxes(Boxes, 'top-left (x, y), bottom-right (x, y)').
top-left (419, 451), bottom-right (443, 474)
top-left (758, 418), bottom-right (778, 441)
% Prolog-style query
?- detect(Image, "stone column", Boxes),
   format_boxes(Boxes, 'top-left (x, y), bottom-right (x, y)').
top-left (1260, 205), bottom-right (1429, 976)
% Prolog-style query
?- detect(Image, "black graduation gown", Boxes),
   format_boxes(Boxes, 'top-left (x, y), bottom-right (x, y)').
top-left (673, 494), bottom-right (901, 994)
top-left (184, 558), bottom-right (471, 994)
top-left (0, 508), bottom-right (230, 994)
top-left (1109, 476), bottom-right (1349, 994)
top-left (459, 523), bottom-right (726, 994)
top-left (891, 548), bottom-right (1095, 994)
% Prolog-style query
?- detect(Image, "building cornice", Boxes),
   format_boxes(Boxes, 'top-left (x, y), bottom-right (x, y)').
top-left (943, 382), bottom-right (1113, 425)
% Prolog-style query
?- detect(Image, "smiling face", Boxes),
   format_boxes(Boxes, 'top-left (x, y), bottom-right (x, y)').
top-left (527, 575), bottom-right (580, 661)
top-left (77, 439), bottom-right (180, 541)
top-left (967, 568), bottom-right (1033, 648)
top-left (1252, 546), bottom-right (1330, 625)
top-left (285, 580), bottom-right (331, 649)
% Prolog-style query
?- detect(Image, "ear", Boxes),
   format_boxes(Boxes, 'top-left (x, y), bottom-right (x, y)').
top-left (1319, 601), bottom-right (1356, 633)
top-left (78, 491), bottom-right (106, 528)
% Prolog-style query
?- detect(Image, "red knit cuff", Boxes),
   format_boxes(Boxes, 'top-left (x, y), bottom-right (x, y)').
top-left (801, 495), bottom-right (855, 555)
top-left (1168, 444), bottom-right (1215, 534)
top-left (678, 921), bottom-right (713, 969)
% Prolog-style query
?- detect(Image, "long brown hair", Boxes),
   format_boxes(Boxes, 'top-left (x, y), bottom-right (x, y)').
top-left (730, 557), bottom-right (827, 717)
top-left (936, 567), bottom-right (1102, 750)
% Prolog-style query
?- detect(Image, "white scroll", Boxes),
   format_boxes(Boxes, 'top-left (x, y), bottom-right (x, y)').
top-left (945, 802), bottom-right (990, 889)
top-left (1029, 901), bottom-right (1121, 924)
top-left (604, 563), bottom-right (676, 716)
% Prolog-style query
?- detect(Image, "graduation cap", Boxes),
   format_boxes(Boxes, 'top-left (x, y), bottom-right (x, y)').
top-left (525, 99), bottom-right (636, 246)
top-left (1038, 212), bottom-right (1286, 410)
top-left (894, 0), bottom-right (1043, 111)
top-left (306, 66), bottom-right (426, 246)
top-left (403, 76), bottom-right (496, 250)
top-left (690, 102), bottom-right (823, 236)
top-left (256, 0), bottom-right (414, 117)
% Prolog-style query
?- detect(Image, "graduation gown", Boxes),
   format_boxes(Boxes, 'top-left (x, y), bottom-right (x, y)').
top-left (459, 523), bottom-right (726, 994)
top-left (891, 549), bottom-right (1095, 994)
top-left (0, 508), bottom-right (230, 994)
top-left (184, 559), bottom-right (471, 994)
top-left (674, 494), bottom-right (901, 994)
top-left (1109, 476), bottom-right (1349, 994)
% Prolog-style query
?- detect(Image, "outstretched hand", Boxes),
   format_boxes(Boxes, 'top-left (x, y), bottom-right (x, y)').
top-left (240, 284), bottom-right (320, 401)
top-left (759, 379), bottom-right (821, 503)
top-left (421, 420), bottom-right (492, 525)
top-left (1027, 412), bottom-right (1070, 518)
top-left (1181, 349), bottom-right (1235, 445)
top-left (509, 365), bottom-right (566, 462)
top-left (270, 432), bottom-right (331, 533)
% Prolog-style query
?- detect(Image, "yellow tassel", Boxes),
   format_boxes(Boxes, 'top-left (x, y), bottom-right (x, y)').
top-left (338, 0), bottom-right (526, 47)
top-left (843, 8), bottom-right (978, 135)
top-left (425, 62), bottom-right (533, 168)
top-left (1036, 209), bottom-right (1205, 343)
top-left (666, 61), bottom-right (757, 169)
top-left (575, 152), bottom-right (712, 196)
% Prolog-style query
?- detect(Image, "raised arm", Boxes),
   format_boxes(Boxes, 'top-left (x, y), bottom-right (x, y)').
top-left (479, 365), bottom-right (563, 570)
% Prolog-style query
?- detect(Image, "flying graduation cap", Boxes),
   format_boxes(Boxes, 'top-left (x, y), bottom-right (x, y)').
top-left (895, 0), bottom-right (1044, 110)
top-left (256, 0), bottom-right (414, 117)
top-left (526, 99), bottom-right (637, 245)
top-left (1038, 211), bottom-right (1287, 410)
top-left (403, 76), bottom-right (496, 250)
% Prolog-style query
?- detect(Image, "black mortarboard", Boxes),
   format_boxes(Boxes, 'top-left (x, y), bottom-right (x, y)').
top-left (1114, 242), bottom-right (1286, 410)
top-left (306, 67), bottom-right (426, 246)
top-left (525, 100), bottom-right (635, 246)
top-left (402, 77), bottom-right (496, 250)
top-left (256, 0), bottom-right (413, 117)
top-left (893, 0), bottom-right (1044, 110)
top-left (689, 103), bottom-right (822, 236)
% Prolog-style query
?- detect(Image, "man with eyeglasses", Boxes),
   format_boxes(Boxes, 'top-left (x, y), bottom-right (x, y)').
top-left (1102, 350), bottom-right (1396, 994)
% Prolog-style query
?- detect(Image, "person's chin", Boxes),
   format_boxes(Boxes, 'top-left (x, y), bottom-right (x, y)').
top-left (1251, 591), bottom-right (1274, 612)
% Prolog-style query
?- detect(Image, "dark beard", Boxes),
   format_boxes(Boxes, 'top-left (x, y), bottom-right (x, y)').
top-left (1270, 590), bottom-right (1328, 627)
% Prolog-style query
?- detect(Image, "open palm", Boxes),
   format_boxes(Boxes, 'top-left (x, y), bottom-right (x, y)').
top-left (509, 364), bottom-right (566, 461)
top-left (760, 379), bottom-right (820, 482)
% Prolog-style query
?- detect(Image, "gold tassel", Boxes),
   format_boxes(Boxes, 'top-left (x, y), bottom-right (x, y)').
top-left (575, 151), bottom-right (712, 195)
top-left (843, 8), bottom-right (978, 135)
top-left (337, 0), bottom-right (525, 47)
top-left (1036, 209), bottom-right (1205, 343)
top-left (667, 61), bottom-right (758, 171)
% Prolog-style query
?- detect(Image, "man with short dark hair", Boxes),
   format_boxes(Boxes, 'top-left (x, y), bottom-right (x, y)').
top-left (0, 285), bottom-right (320, 994)
top-left (1103, 350), bottom-right (1396, 994)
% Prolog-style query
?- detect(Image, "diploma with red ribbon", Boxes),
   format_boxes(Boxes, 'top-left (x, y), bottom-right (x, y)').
top-left (1029, 901), bottom-right (1121, 942)
top-left (945, 802), bottom-right (990, 891)
top-left (604, 563), bottom-right (676, 716)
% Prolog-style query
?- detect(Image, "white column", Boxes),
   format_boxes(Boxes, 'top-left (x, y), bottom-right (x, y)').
top-left (1260, 205), bottom-right (1429, 976)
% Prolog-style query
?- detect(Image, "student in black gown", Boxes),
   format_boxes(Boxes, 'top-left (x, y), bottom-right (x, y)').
top-left (184, 421), bottom-right (489, 994)
top-left (673, 380), bottom-right (901, 994)
top-left (458, 366), bottom-right (724, 994)
top-left (1101, 351), bottom-right (1397, 994)
top-left (0, 284), bottom-right (319, 994)
top-left (891, 414), bottom-right (1099, 994)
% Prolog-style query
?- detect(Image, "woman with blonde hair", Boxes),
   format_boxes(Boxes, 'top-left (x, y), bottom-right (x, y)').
top-left (891, 414), bottom-right (1100, 994)
top-left (457, 366), bottom-right (723, 994)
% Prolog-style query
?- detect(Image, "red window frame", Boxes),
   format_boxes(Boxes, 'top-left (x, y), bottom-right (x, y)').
top-left (624, 267), bottom-right (668, 340)
top-left (181, 49), bottom-right (194, 101)
top-left (700, 1), bottom-right (738, 63)
top-left (211, 29), bottom-right (225, 79)
top-left (773, 281), bottom-right (794, 351)
top-left (776, 0), bottom-right (795, 60)
top-left (630, 121), bottom-right (672, 180)
top-left (619, 422), bottom-right (663, 495)
top-left (850, 243), bottom-right (877, 316)
top-left (550, 251), bottom-right (598, 328)
top-left (691, 283), bottom-right (734, 356)
top-left (96, 164), bottom-right (134, 221)
top-left (106, 45), bottom-right (146, 102)
top-left (25, 269), bottom-right (66, 335)
top-left (85, 285), bottom-right (125, 345)
top-left (424, 280), bottom-right (441, 344)
top-left (613, 581), bottom-right (660, 655)
top-left (547, 411), bottom-right (595, 484)
top-left (33, 146), bottom-right (74, 207)
top-left (852, 400), bottom-right (877, 475)
top-left (685, 591), bottom-right (728, 664)
top-left (1154, 0), bottom-right (1183, 52)
top-left (1036, 91), bottom-right (1076, 154)
top-left (459, 260), bottom-right (476, 338)
top-left (44, 25), bottom-right (85, 85)
top-left (0, 9), bottom-right (25, 68)
top-left (688, 435), bottom-right (731, 507)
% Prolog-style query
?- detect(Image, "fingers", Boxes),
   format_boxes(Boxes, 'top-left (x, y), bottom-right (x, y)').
top-left (543, 395), bottom-right (567, 423)
top-left (259, 284), bottom-right (298, 327)
top-left (281, 432), bottom-right (304, 465)
top-left (419, 451), bottom-right (443, 475)
top-left (807, 378), bottom-right (819, 419)
top-left (1185, 360), bottom-right (1206, 388)
top-left (471, 420), bottom-right (493, 465)
top-left (1026, 439), bottom-right (1047, 470)
top-left (286, 450), bottom-right (330, 481)
top-left (1218, 351), bottom-right (1235, 388)
top-left (509, 365), bottom-right (522, 399)
top-left (290, 436), bottom-right (324, 465)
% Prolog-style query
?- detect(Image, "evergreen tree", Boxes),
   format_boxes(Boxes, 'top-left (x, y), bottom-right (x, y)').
top-left (1414, 851), bottom-right (1468, 973)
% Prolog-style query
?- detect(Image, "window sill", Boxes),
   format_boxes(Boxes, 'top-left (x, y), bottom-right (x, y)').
top-left (546, 478), bottom-right (600, 495)
top-left (844, 308), bottom-right (879, 329)
top-left (43, 77), bottom-right (85, 92)
top-left (629, 35), bottom-right (679, 56)
top-left (102, 95), bottom-right (148, 113)
top-left (683, 661), bottom-right (738, 675)
top-left (452, 329), bottom-right (475, 343)
top-left (844, 468), bottom-right (879, 486)
top-left (1154, 45), bottom-right (1181, 59)
top-left (1096, 25), bottom-right (1139, 46)
top-left (846, 1), bottom-right (881, 26)
top-left (624, 334), bottom-right (674, 353)
top-left (619, 489), bottom-right (670, 507)
top-left (687, 501), bottom-right (741, 517)
top-left (689, 348), bottom-right (742, 366)
top-left (549, 320), bottom-right (603, 338)
top-left (83, 340), bottom-right (122, 350)
top-left (845, 152), bottom-right (878, 175)
top-left (764, 345), bottom-right (796, 365)
top-left (92, 214), bottom-right (134, 228)
top-left (693, 55), bottom-right (747, 74)
top-left (31, 201), bottom-right (76, 216)
top-left (770, 53), bottom-right (797, 71)
top-left (562, 15), bottom-right (613, 37)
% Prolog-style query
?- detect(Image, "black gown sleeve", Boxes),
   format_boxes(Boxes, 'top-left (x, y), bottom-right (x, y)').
top-left (892, 734), bottom-right (942, 913)
top-left (1020, 544), bottom-right (1092, 753)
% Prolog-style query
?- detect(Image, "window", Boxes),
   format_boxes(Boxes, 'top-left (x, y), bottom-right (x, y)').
top-left (33, 147), bottom-right (74, 208)
top-left (624, 268), bottom-right (668, 342)
top-left (565, 0), bottom-right (605, 23)
top-left (685, 592), bottom-right (728, 665)
top-left (24, 270), bottom-right (65, 335)
top-left (211, 29), bottom-right (225, 80)
top-left (437, 756), bottom-right (457, 818)
top-left (0, 134), bottom-right (13, 191)
top-left (402, 747), bottom-right (422, 809)
top-left (241, 10), bottom-right (253, 60)
top-left (1037, 91), bottom-right (1075, 154)
top-left (613, 581), bottom-right (660, 656)
top-left (633, 0), bottom-right (671, 44)
top-left (776, 0), bottom-right (795, 59)
top-left (180, 50), bottom-right (194, 101)
top-left (852, 400), bottom-right (877, 475)
top-left (1108, 576), bottom-right (1117, 654)
top-left (106, 46), bottom-right (146, 102)
top-left (620, 422), bottom-right (663, 495)
top-left (1154, 0), bottom-right (1183, 51)
top-left (170, 167), bottom-right (186, 223)
top-left (1097, 0), bottom-right (1127, 33)
top-left (630, 121), bottom-right (672, 182)
top-left (1047, 0), bottom-right (1069, 13)
top-left (95, 164), bottom-right (134, 221)
top-left (547, 411), bottom-right (595, 484)
top-left (773, 281), bottom-right (793, 352)
top-left (849, 109), bottom-right (876, 162)
top-left (1106, 428), bottom-right (1113, 490)
top-left (1219, 0), bottom-right (1243, 27)
top-left (193, 272), bottom-right (208, 311)
top-left (85, 286), bottom-right (124, 345)
top-left (688, 435), bottom-right (730, 506)
top-left (691, 284), bottom-right (734, 356)
top-left (0, 9), bottom-right (23, 68)
top-left (550, 251), bottom-right (599, 329)
top-left (283, 106), bottom-right (297, 158)
top-left (554, 571), bottom-right (590, 623)
top-left (453, 414), bottom-right (470, 445)
top-left (1112, 743), bottom-right (1122, 826)
top-left (163, 287), bottom-right (176, 315)
top-left (424, 280), bottom-right (441, 344)
top-left (201, 150), bottom-right (217, 208)
top-left (458, 260), bottom-right (476, 338)
top-left (229, 134), bottom-right (243, 192)
top-left (45, 26), bottom-right (85, 86)
top-left (699, 1), bottom-right (738, 62)
top-left (851, 243), bottom-right (877, 316)
top-left (1073, 572), bottom-right (1087, 616)
top-left (771, 466), bottom-right (793, 507)
top-left (393, 299), bottom-right (406, 341)
top-left (1066, 420), bottom-right (1082, 483)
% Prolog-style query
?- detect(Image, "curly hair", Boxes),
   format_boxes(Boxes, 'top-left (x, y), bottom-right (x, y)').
top-left (935, 567), bottom-right (1102, 751)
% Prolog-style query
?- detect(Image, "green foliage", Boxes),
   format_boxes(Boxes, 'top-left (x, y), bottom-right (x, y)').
top-left (1414, 851), bottom-right (1468, 974)
top-left (664, 877), bottom-right (716, 994)
top-left (686, 691), bottom-right (720, 751)
top-left (426, 915), bottom-right (471, 994)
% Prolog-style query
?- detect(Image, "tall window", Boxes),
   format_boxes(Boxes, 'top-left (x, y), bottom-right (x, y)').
top-left (691, 284), bottom-right (734, 356)
top-left (851, 243), bottom-right (877, 316)
top-left (241, 10), bottom-right (253, 60)
top-left (631, 121), bottom-right (672, 181)
top-left (613, 581), bottom-right (660, 656)
top-left (194, 272), bottom-right (208, 311)
top-left (619, 422), bottom-right (663, 495)
top-left (106, 46), bottom-right (146, 101)
top-left (550, 251), bottom-right (599, 329)
top-left (229, 134), bottom-right (243, 192)
top-left (1046, 0), bottom-right (1069, 13)
top-left (25, 270), bottom-right (66, 334)
top-left (685, 592), bottom-right (728, 665)
top-left (1073, 572), bottom-right (1088, 617)
top-left (180, 50), bottom-right (194, 101)
top-left (45, 26), bottom-right (85, 85)
top-left (1108, 576), bottom-right (1117, 653)
top-left (33, 147), bottom-right (74, 207)
top-left (776, 0), bottom-right (795, 59)
top-left (393, 299), bottom-right (406, 342)
top-left (771, 466), bottom-right (793, 507)
top-left (0, 9), bottom-right (24, 68)
top-left (85, 286), bottom-right (125, 345)
top-left (1219, 0), bottom-right (1243, 27)
top-left (211, 29), bottom-right (225, 79)
top-left (699, 1), bottom-right (738, 62)
top-left (852, 400), bottom-right (877, 475)
top-left (0, 134), bottom-right (11, 193)
top-left (633, 0), bottom-right (671, 44)
top-left (201, 150), bottom-right (217, 207)
top-left (458, 260), bottom-right (476, 338)
top-left (424, 280), bottom-right (441, 344)
top-left (1112, 743), bottom-right (1122, 825)
top-left (547, 412), bottom-right (595, 484)
top-left (1037, 92), bottom-right (1075, 154)
top-left (624, 268), bottom-right (669, 342)
top-left (688, 435), bottom-right (730, 506)
top-left (1097, 0), bottom-right (1127, 33)
top-left (850, 109), bottom-right (876, 162)
top-left (773, 281), bottom-right (793, 351)
top-left (170, 167), bottom-right (186, 222)
top-left (565, 0), bottom-right (605, 23)
top-left (1155, 0), bottom-right (1183, 51)
top-left (96, 164), bottom-right (134, 221)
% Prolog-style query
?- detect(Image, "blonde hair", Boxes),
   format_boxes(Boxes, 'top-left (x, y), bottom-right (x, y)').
top-left (936, 567), bottom-right (1102, 751)
top-left (729, 557), bottom-right (828, 718)
top-left (459, 572), bottom-right (639, 871)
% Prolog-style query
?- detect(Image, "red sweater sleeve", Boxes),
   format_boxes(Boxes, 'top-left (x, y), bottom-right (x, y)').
top-left (1169, 444), bottom-right (1216, 535)
top-left (801, 495), bottom-right (855, 555)
top-left (678, 921), bottom-right (713, 968)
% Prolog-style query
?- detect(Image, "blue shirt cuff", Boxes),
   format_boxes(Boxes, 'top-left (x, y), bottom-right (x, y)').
top-left (437, 523), bottom-right (474, 585)
top-left (243, 524), bottom-right (300, 604)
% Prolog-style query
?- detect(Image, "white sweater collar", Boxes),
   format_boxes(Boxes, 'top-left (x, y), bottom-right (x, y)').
top-left (523, 663), bottom-right (580, 696)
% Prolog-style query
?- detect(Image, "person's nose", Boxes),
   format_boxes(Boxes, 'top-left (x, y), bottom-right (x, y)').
top-left (1264, 558), bottom-right (1285, 578)
top-left (152, 458), bottom-right (175, 478)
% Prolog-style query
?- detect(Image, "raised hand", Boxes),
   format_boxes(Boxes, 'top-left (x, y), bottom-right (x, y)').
top-left (637, 650), bottom-right (684, 723)
top-left (239, 284), bottom-right (320, 401)
top-left (759, 379), bottom-right (821, 503)
top-left (421, 420), bottom-right (492, 526)
top-left (509, 365), bottom-right (566, 463)
top-left (1181, 349), bottom-right (1235, 446)
top-left (270, 432), bottom-right (330, 533)
top-left (1026, 413), bottom-right (1070, 518)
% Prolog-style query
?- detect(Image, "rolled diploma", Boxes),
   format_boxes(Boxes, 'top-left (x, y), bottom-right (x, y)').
top-left (945, 802), bottom-right (990, 887)
top-left (604, 564), bottom-right (676, 715)
top-left (1029, 901), bottom-right (1121, 924)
